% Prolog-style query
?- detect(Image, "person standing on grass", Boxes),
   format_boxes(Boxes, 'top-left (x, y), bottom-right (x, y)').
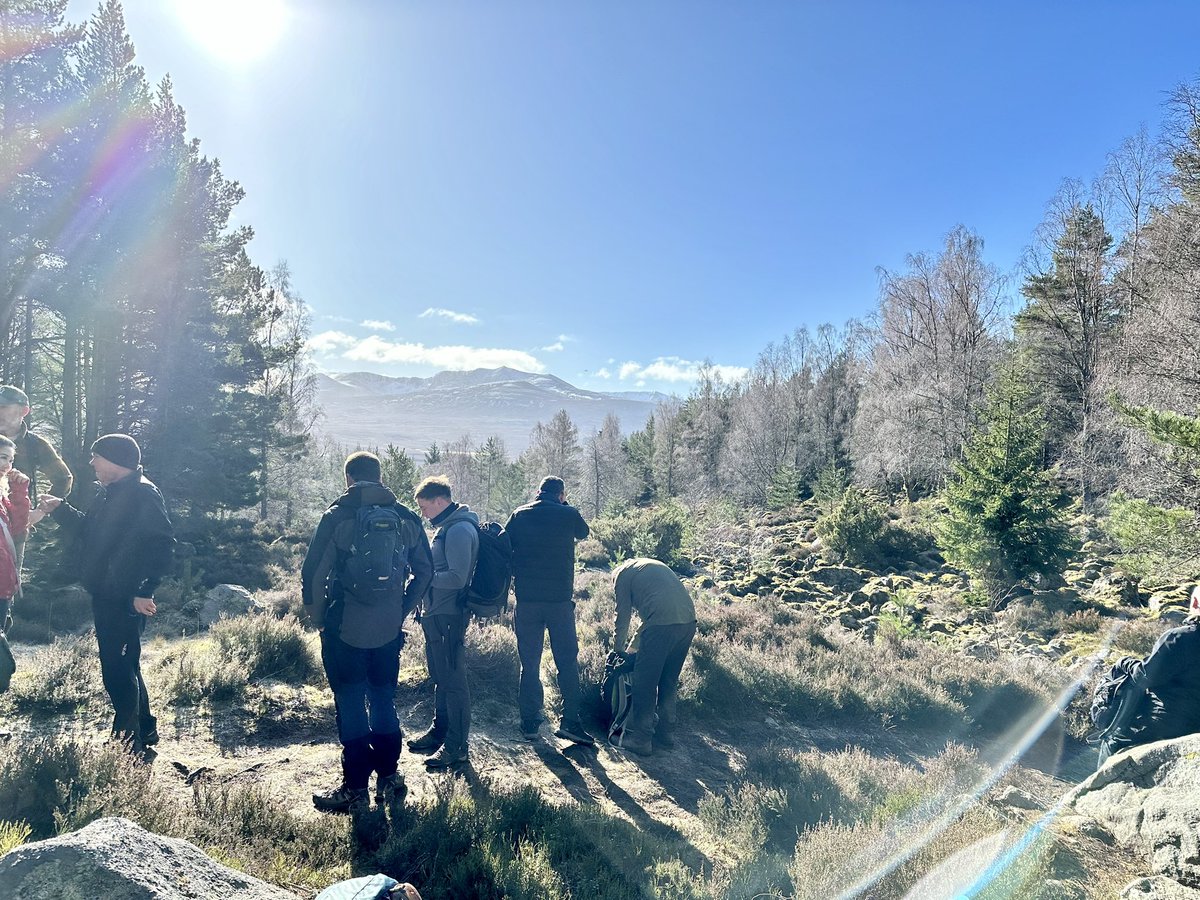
top-left (611, 557), bottom-right (697, 757)
top-left (38, 434), bottom-right (174, 757)
top-left (0, 384), bottom-right (73, 575)
top-left (303, 451), bottom-right (433, 813)
top-left (0, 436), bottom-right (47, 691)
top-left (504, 476), bottom-right (593, 745)
top-left (406, 476), bottom-right (478, 770)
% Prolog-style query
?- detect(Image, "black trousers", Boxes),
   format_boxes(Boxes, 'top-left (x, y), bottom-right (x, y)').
top-left (93, 597), bottom-right (155, 747)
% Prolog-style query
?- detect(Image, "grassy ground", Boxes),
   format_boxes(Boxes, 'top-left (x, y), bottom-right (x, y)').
top-left (0, 537), bottom-right (1152, 898)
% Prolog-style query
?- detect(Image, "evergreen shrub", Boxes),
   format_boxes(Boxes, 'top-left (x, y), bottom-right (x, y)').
top-left (7, 636), bottom-right (102, 713)
top-left (211, 612), bottom-right (319, 684)
top-left (591, 501), bottom-right (693, 568)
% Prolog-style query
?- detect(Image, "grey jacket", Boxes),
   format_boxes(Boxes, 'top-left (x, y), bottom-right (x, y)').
top-left (423, 503), bottom-right (480, 617)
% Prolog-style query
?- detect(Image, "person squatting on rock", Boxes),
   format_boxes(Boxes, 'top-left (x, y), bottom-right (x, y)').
top-left (1099, 585), bottom-right (1200, 766)
top-left (504, 475), bottom-right (593, 745)
top-left (406, 476), bottom-right (479, 770)
top-left (302, 451), bottom-right (433, 813)
top-left (611, 557), bottom-right (697, 757)
top-left (39, 434), bottom-right (174, 756)
top-left (0, 384), bottom-right (72, 577)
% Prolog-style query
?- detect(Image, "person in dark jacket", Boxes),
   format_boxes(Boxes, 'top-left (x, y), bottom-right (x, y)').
top-left (303, 451), bottom-right (433, 813)
top-left (39, 434), bottom-right (173, 756)
top-left (1100, 585), bottom-right (1200, 766)
top-left (0, 384), bottom-right (73, 577)
top-left (407, 476), bottom-right (478, 770)
top-left (611, 557), bottom-right (697, 756)
top-left (505, 476), bottom-right (592, 744)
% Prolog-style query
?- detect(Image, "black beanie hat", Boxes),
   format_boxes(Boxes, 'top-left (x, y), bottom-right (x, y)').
top-left (91, 433), bottom-right (141, 470)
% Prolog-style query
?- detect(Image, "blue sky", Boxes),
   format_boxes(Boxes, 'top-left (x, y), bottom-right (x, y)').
top-left (66, 0), bottom-right (1200, 393)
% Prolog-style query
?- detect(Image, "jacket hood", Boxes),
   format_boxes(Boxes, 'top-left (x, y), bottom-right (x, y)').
top-left (336, 481), bottom-right (400, 509)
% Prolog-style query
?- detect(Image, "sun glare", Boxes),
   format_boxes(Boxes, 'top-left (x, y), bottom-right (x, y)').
top-left (172, 0), bottom-right (288, 65)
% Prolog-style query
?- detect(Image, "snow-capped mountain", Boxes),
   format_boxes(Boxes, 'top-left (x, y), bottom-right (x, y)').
top-left (313, 368), bottom-right (669, 455)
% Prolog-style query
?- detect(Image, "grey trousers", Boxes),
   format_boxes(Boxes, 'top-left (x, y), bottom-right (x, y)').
top-left (421, 612), bottom-right (471, 754)
top-left (514, 600), bottom-right (582, 729)
top-left (625, 621), bottom-right (696, 746)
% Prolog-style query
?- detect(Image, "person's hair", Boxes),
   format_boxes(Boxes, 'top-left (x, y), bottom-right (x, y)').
top-left (0, 435), bottom-right (14, 454)
top-left (345, 451), bottom-right (382, 483)
top-left (414, 476), bottom-right (453, 501)
top-left (538, 476), bottom-right (565, 497)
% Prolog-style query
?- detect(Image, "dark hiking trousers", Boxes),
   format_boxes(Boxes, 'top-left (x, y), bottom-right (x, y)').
top-left (321, 628), bottom-right (404, 790)
top-left (624, 621), bottom-right (696, 748)
top-left (421, 612), bottom-right (470, 756)
top-left (515, 600), bottom-right (583, 730)
top-left (93, 597), bottom-right (155, 748)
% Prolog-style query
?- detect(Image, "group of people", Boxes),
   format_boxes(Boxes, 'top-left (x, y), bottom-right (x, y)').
top-left (301, 455), bottom-right (697, 812)
top-left (0, 385), bottom-right (174, 758)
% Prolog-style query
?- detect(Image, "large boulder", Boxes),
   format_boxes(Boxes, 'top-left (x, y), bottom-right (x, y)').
top-left (198, 584), bottom-right (263, 629)
top-left (0, 816), bottom-right (297, 899)
top-left (1065, 734), bottom-right (1200, 893)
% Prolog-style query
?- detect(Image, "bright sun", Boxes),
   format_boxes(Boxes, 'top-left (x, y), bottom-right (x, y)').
top-left (172, 0), bottom-right (288, 65)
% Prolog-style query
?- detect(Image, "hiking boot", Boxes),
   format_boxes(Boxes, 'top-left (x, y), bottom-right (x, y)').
top-left (312, 784), bottom-right (369, 814)
top-left (142, 727), bottom-right (160, 748)
top-left (554, 722), bottom-right (595, 747)
top-left (424, 746), bottom-right (468, 770)
top-left (375, 773), bottom-right (406, 805)
top-left (406, 728), bottom-right (444, 754)
top-left (654, 727), bottom-right (676, 750)
top-left (617, 737), bottom-right (652, 757)
top-left (520, 719), bottom-right (543, 742)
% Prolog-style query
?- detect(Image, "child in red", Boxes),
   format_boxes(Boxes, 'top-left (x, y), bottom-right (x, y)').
top-left (1, 435), bottom-right (43, 633)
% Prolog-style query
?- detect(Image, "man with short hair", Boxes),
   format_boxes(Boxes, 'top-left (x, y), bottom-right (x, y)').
top-left (303, 451), bottom-right (433, 813)
top-left (0, 384), bottom-right (73, 574)
top-left (1099, 585), bottom-right (1200, 766)
top-left (407, 476), bottom-right (479, 769)
top-left (611, 557), bottom-right (697, 757)
top-left (39, 434), bottom-right (173, 757)
top-left (505, 476), bottom-right (592, 744)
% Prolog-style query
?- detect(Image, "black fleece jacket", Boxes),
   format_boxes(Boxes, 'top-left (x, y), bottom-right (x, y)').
top-left (51, 470), bottom-right (174, 610)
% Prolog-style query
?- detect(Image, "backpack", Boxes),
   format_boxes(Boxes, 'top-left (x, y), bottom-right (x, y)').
top-left (602, 651), bottom-right (635, 745)
top-left (340, 504), bottom-right (410, 603)
top-left (1087, 655), bottom-right (1149, 743)
top-left (315, 873), bottom-right (404, 900)
top-left (460, 521), bottom-right (513, 618)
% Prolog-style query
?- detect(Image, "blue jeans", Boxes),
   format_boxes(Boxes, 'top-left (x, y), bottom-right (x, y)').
top-left (321, 628), bottom-right (404, 788)
top-left (515, 601), bottom-right (582, 729)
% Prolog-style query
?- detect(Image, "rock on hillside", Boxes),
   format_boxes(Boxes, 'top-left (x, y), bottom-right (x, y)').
top-left (0, 817), bottom-right (297, 899)
top-left (1063, 734), bottom-right (1200, 898)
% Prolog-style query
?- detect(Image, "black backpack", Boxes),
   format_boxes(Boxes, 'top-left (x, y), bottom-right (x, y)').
top-left (1087, 656), bottom-right (1149, 743)
top-left (461, 521), bottom-right (513, 618)
top-left (340, 504), bottom-right (410, 603)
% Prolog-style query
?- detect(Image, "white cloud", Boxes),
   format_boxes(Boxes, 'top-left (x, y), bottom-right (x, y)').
top-left (616, 356), bottom-right (749, 384)
top-left (419, 307), bottom-right (479, 325)
top-left (543, 341), bottom-right (565, 352)
top-left (595, 367), bottom-right (612, 379)
top-left (342, 335), bottom-right (546, 372)
top-left (361, 319), bottom-right (395, 332)
top-left (319, 314), bottom-right (353, 324)
top-left (618, 361), bottom-right (643, 380)
top-left (307, 330), bottom-right (359, 353)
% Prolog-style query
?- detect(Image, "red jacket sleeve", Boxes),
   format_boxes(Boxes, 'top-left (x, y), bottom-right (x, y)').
top-left (6, 469), bottom-right (32, 537)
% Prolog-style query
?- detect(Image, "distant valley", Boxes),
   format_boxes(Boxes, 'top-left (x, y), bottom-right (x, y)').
top-left (313, 367), bottom-right (670, 454)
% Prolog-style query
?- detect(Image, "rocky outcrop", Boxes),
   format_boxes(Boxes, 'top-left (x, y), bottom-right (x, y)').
top-left (0, 816), bottom-right (297, 899)
top-left (1064, 734), bottom-right (1200, 896)
top-left (199, 584), bottom-right (263, 629)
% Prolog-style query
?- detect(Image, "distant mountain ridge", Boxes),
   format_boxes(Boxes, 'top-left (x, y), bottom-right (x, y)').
top-left (314, 367), bottom-right (671, 455)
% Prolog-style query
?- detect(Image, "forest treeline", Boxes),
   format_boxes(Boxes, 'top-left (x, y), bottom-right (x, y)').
top-left (5, 3), bottom-right (1200, 586)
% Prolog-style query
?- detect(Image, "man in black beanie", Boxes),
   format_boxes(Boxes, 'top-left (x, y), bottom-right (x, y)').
top-left (39, 433), bottom-right (174, 756)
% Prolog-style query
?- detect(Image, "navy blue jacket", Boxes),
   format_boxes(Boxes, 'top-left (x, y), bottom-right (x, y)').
top-left (505, 493), bottom-right (589, 604)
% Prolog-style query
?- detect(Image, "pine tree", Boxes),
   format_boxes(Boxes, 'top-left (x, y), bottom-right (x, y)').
top-left (938, 371), bottom-right (1074, 595)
